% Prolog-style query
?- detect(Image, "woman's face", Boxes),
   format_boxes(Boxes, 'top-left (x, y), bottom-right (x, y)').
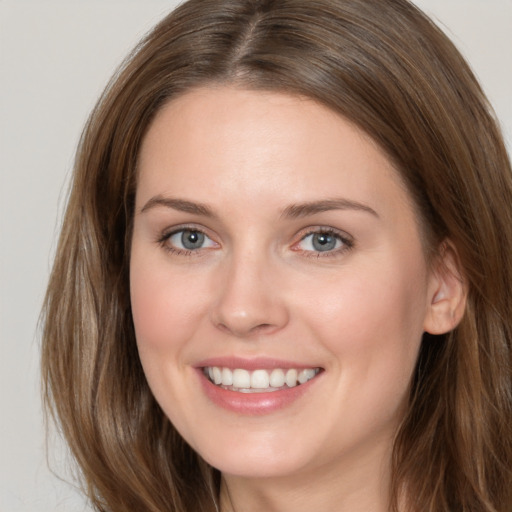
top-left (130, 86), bottom-right (439, 480)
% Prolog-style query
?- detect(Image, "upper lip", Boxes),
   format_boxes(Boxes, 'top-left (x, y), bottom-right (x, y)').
top-left (195, 356), bottom-right (322, 371)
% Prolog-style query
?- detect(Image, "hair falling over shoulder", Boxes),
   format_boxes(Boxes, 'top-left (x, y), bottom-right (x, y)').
top-left (41, 0), bottom-right (512, 510)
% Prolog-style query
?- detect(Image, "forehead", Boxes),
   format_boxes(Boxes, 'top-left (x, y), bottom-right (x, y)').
top-left (136, 86), bottom-right (413, 224)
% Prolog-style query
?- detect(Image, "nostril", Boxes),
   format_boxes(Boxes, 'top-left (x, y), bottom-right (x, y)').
top-left (215, 320), bottom-right (278, 337)
top-left (251, 323), bottom-right (275, 334)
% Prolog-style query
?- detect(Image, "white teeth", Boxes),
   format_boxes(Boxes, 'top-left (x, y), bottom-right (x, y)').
top-left (212, 367), bottom-right (222, 385)
top-left (221, 367), bottom-right (233, 386)
top-left (232, 369), bottom-right (251, 388)
top-left (205, 366), bottom-right (319, 391)
top-left (269, 368), bottom-right (285, 387)
top-left (251, 369), bottom-right (270, 389)
top-left (298, 368), bottom-right (316, 384)
top-left (285, 369), bottom-right (298, 388)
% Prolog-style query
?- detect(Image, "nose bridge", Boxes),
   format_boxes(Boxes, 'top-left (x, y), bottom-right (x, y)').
top-left (211, 243), bottom-right (289, 337)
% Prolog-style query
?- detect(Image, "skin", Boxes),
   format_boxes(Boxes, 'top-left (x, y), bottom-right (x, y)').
top-left (130, 87), bottom-right (465, 512)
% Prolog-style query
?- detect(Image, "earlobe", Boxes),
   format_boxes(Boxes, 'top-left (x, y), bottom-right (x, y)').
top-left (423, 240), bottom-right (467, 335)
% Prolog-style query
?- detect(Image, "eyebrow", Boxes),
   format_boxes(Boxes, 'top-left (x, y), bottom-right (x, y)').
top-left (140, 196), bottom-right (216, 217)
top-left (140, 195), bottom-right (379, 219)
top-left (281, 199), bottom-right (379, 219)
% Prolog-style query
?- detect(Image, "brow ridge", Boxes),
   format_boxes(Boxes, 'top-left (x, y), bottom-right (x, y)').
top-left (140, 195), bottom-right (378, 219)
top-left (140, 196), bottom-right (215, 217)
top-left (282, 199), bottom-right (378, 218)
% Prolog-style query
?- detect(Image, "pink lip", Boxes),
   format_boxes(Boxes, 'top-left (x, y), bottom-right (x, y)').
top-left (195, 363), bottom-right (323, 416)
top-left (195, 356), bottom-right (319, 371)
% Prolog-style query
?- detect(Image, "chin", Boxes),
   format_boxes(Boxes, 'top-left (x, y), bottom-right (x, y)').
top-left (209, 455), bottom-right (306, 479)
top-left (191, 432), bottom-right (317, 479)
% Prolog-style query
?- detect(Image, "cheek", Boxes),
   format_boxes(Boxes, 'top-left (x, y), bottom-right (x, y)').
top-left (130, 264), bottom-right (168, 350)
top-left (129, 248), bottom-right (201, 354)
top-left (298, 255), bottom-right (428, 372)
top-left (129, 248), bottom-right (208, 420)
top-left (309, 263), bottom-right (428, 431)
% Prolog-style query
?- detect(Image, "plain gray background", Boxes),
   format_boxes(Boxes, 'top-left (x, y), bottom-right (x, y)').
top-left (1, 1), bottom-right (511, 511)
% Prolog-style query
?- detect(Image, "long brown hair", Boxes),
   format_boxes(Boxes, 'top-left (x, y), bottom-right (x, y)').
top-left (41, 0), bottom-right (512, 510)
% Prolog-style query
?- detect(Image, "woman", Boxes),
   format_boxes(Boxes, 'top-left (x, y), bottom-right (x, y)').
top-left (41, 0), bottom-right (512, 511)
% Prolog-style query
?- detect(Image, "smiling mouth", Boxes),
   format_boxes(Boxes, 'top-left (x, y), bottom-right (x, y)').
top-left (203, 366), bottom-right (321, 393)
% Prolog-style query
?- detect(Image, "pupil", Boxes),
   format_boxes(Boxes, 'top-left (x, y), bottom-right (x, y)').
top-left (181, 230), bottom-right (204, 249)
top-left (312, 233), bottom-right (336, 251)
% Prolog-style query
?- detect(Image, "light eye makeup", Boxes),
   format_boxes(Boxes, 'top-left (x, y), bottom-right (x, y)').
top-left (157, 225), bottom-right (218, 256)
top-left (292, 227), bottom-right (354, 258)
top-left (156, 224), bottom-right (354, 258)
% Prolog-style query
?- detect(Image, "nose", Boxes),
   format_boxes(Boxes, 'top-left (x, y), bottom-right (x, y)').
top-left (210, 252), bottom-right (290, 338)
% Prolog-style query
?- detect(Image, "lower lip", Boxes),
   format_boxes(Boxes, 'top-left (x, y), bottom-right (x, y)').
top-left (197, 370), bottom-right (320, 415)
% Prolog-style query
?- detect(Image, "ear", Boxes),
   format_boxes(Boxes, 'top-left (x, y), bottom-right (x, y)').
top-left (423, 240), bottom-right (467, 335)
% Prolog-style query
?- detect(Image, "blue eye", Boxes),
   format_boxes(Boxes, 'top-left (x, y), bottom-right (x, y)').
top-left (167, 229), bottom-right (216, 252)
top-left (297, 230), bottom-right (351, 254)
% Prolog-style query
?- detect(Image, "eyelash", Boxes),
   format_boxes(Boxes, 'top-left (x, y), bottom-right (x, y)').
top-left (156, 225), bottom-right (215, 257)
top-left (156, 226), bottom-right (354, 258)
top-left (293, 228), bottom-right (354, 258)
